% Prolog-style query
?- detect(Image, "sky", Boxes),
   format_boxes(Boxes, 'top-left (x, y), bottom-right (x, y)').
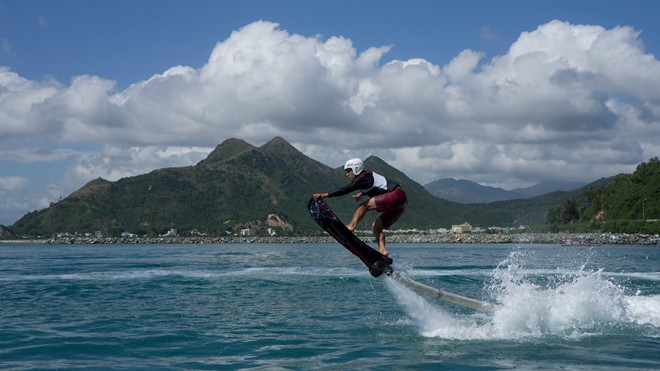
top-left (1, 0), bottom-right (659, 226)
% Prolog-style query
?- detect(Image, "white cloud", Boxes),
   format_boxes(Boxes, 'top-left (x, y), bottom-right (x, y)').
top-left (0, 68), bottom-right (61, 137)
top-left (0, 176), bottom-right (29, 192)
top-left (1, 19), bottom-right (659, 224)
top-left (0, 176), bottom-right (33, 226)
top-left (69, 145), bottom-right (211, 182)
top-left (444, 49), bottom-right (483, 82)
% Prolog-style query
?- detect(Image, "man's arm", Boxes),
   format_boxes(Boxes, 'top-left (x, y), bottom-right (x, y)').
top-left (328, 174), bottom-right (373, 198)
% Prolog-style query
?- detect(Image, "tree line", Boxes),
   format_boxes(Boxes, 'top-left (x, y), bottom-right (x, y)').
top-left (545, 157), bottom-right (659, 233)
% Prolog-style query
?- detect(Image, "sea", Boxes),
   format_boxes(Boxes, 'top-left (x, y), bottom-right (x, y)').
top-left (0, 242), bottom-right (658, 370)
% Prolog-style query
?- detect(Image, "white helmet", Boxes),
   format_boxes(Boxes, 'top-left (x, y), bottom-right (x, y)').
top-left (344, 158), bottom-right (364, 175)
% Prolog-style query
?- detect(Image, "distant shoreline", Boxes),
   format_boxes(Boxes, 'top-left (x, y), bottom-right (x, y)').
top-left (0, 239), bottom-right (47, 244)
top-left (2, 232), bottom-right (657, 245)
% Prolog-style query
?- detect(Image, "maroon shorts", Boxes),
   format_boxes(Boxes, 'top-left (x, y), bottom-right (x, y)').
top-left (373, 188), bottom-right (408, 229)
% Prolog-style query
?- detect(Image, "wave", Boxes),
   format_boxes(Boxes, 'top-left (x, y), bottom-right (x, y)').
top-left (0, 269), bottom-right (220, 281)
top-left (385, 251), bottom-right (660, 340)
top-left (0, 266), bottom-right (369, 282)
top-left (398, 267), bottom-right (660, 284)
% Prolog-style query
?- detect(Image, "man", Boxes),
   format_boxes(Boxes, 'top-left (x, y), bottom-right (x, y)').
top-left (312, 158), bottom-right (407, 257)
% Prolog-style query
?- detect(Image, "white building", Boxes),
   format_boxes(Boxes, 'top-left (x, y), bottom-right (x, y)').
top-left (240, 228), bottom-right (256, 236)
top-left (161, 228), bottom-right (177, 237)
top-left (451, 222), bottom-right (472, 234)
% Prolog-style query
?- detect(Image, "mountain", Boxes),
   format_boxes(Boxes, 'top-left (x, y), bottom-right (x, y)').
top-left (512, 180), bottom-right (587, 197)
top-left (424, 178), bottom-right (586, 203)
top-left (9, 137), bottom-right (469, 237)
top-left (424, 178), bottom-right (527, 203)
top-left (12, 136), bottom-right (652, 237)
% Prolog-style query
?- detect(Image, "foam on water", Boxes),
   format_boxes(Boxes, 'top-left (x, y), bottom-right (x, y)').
top-left (0, 265), bottom-right (369, 282)
top-left (0, 269), bottom-right (221, 281)
top-left (385, 250), bottom-right (660, 340)
top-left (625, 295), bottom-right (660, 328)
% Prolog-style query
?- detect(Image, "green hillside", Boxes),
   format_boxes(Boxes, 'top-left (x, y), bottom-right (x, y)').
top-left (12, 137), bottom-right (330, 236)
top-left (10, 137), bottom-right (465, 237)
top-left (545, 157), bottom-right (659, 233)
top-left (7, 136), bottom-right (659, 237)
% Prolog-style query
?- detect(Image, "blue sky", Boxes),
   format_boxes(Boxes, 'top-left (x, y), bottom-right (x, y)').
top-left (4, 1), bottom-right (659, 89)
top-left (1, 0), bottom-right (660, 226)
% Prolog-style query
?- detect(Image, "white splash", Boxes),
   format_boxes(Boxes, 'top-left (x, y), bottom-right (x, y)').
top-left (385, 251), bottom-right (660, 340)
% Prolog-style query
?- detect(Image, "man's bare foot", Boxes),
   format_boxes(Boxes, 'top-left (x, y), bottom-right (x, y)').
top-left (379, 248), bottom-right (388, 256)
top-left (346, 224), bottom-right (355, 232)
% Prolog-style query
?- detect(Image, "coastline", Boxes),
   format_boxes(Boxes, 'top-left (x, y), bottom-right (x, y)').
top-left (0, 239), bottom-right (47, 244)
top-left (2, 232), bottom-right (656, 245)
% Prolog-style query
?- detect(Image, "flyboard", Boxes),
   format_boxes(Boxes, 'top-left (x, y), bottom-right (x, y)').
top-left (307, 197), bottom-right (494, 314)
top-left (307, 197), bottom-right (393, 278)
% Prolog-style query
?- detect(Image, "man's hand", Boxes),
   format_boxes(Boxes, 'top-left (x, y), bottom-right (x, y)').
top-left (312, 193), bottom-right (328, 200)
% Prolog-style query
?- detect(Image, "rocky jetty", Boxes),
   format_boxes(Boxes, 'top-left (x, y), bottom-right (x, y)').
top-left (43, 232), bottom-right (660, 245)
top-left (385, 232), bottom-right (659, 245)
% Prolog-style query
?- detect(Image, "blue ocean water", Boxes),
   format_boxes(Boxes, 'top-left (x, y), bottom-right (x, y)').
top-left (0, 242), bottom-right (658, 370)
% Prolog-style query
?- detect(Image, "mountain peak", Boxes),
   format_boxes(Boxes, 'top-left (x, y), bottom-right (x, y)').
top-left (261, 136), bottom-right (298, 154)
top-left (198, 138), bottom-right (255, 166)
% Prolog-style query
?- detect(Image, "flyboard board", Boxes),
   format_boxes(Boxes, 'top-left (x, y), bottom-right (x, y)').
top-left (307, 197), bottom-right (393, 277)
top-left (307, 197), bottom-right (494, 314)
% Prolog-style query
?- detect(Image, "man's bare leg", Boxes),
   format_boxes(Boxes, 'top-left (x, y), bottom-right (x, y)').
top-left (346, 199), bottom-right (377, 232)
top-left (372, 217), bottom-right (387, 256)
top-left (346, 203), bottom-right (367, 232)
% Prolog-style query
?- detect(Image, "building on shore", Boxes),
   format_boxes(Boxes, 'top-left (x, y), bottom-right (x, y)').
top-left (160, 228), bottom-right (177, 237)
top-left (240, 228), bottom-right (256, 237)
top-left (451, 222), bottom-right (472, 234)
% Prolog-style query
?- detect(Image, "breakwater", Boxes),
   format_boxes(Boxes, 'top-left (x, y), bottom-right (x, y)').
top-left (42, 232), bottom-right (660, 245)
